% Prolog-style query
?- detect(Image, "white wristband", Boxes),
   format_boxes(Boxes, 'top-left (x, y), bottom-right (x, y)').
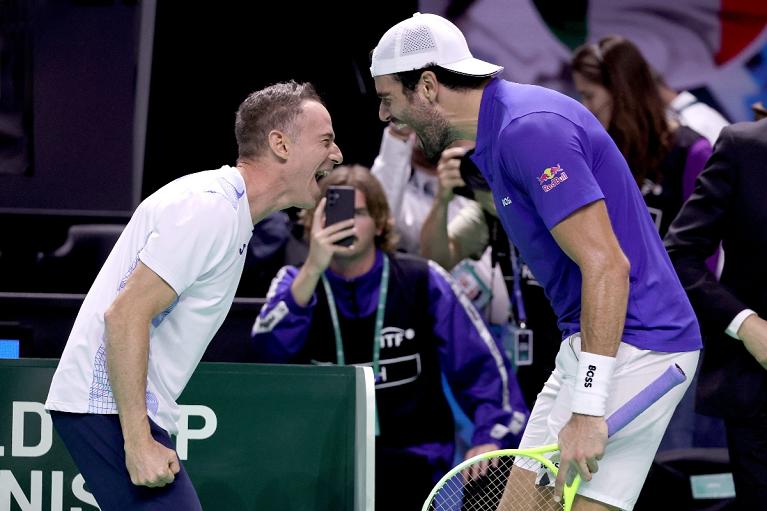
top-left (725, 309), bottom-right (756, 340)
top-left (571, 351), bottom-right (616, 417)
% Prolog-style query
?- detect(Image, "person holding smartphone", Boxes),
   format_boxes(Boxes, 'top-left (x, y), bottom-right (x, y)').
top-left (251, 165), bottom-right (528, 510)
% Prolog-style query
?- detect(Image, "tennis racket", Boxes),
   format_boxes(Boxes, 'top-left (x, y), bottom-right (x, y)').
top-left (422, 363), bottom-right (687, 511)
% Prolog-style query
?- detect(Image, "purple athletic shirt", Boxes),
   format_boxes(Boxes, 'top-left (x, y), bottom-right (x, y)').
top-left (471, 78), bottom-right (701, 352)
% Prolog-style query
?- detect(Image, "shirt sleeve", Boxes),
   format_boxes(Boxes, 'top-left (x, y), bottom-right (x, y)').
top-left (726, 309), bottom-right (757, 340)
top-left (139, 191), bottom-right (238, 295)
top-left (679, 103), bottom-right (729, 146)
top-left (427, 261), bottom-right (529, 448)
top-left (370, 127), bottom-right (413, 219)
top-left (251, 265), bottom-right (317, 362)
top-left (500, 112), bottom-right (605, 230)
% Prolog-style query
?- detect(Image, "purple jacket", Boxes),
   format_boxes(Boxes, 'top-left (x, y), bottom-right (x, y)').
top-left (252, 250), bottom-right (528, 471)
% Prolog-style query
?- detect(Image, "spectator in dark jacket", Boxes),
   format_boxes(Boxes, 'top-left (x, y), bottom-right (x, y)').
top-left (252, 165), bottom-right (528, 510)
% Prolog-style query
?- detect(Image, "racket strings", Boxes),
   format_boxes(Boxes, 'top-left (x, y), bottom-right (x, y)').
top-left (427, 455), bottom-right (562, 510)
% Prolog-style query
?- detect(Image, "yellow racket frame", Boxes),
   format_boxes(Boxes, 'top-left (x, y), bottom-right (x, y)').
top-left (421, 443), bottom-right (581, 511)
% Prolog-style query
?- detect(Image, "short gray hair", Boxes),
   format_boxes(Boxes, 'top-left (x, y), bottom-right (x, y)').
top-left (235, 80), bottom-right (322, 159)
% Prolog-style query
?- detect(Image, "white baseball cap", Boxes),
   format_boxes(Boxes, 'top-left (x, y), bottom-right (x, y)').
top-left (370, 13), bottom-right (503, 78)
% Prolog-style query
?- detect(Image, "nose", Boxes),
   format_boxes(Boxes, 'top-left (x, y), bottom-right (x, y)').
top-left (379, 102), bottom-right (391, 123)
top-left (330, 142), bottom-right (343, 165)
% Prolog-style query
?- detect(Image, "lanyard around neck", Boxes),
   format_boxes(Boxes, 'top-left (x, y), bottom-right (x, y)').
top-left (509, 248), bottom-right (528, 327)
top-left (320, 254), bottom-right (390, 377)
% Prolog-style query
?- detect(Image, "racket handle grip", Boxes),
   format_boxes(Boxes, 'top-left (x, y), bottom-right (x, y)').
top-left (605, 364), bottom-right (687, 437)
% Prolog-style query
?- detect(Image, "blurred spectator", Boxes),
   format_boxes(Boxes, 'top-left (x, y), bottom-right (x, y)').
top-left (371, 123), bottom-right (474, 254)
top-left (420, 149), bottom-right (561, 408)
top-left (252, 165), bottom-right (528, 510)
top-left (371, 125), bottom-right (511, 332)
top-left (656, 72), bottom-right (729, 146)
top-left (371, 128), bottom-right (532, 452)
top-left (665, 119), bottom-right (767, 507)
top-left (572, 36), bottom-right (713, 236)
top-left (572, 36), bottom-right (722, 451)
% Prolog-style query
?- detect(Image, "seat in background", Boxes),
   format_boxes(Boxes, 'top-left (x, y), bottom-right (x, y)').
top-left (36, 224), bottom-right (125, 292)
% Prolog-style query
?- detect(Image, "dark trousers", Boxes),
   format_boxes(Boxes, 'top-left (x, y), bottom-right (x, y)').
top-left (724, 405), bottom-right (767, 507)
top-left (51, 411), bottom-right (202, 511)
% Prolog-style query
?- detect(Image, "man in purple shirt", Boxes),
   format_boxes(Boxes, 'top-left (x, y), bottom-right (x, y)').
top-left (369, 13), bottom-right (701, 511)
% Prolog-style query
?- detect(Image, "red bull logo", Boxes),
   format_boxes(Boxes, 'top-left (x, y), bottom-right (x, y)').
top-left (537, 164), bottom-right (563, 184)
top-left (536, 164), bottom-right (569, 192)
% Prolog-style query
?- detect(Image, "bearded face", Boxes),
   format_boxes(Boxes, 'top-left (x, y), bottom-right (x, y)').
top-left (405, 97), bottom-right (455, 162)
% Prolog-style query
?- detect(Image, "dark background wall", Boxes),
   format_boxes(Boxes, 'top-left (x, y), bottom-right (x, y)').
top-left (0, 1), bottom-right (417, 211)
top-left (0, 0), bottom-right (416, 291)
top-left (0, 0), bottom-right (140, 211)
top-left (143, 2), bottom-right (416, 196)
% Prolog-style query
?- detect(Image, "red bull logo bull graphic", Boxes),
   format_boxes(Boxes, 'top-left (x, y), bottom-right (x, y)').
top-left (537, 164), bottom-right (568, 192)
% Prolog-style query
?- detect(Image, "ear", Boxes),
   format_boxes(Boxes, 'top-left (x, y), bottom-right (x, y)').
top-left (419, 71), bottom-right (439, 103)
top-left (268, 130), bottom-right (290, 161)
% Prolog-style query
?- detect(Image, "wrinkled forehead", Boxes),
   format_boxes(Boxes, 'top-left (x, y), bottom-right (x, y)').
top-left (297, 100), bottom-right (334, 134)
top-left (374, 75), bottom-right (403, 98)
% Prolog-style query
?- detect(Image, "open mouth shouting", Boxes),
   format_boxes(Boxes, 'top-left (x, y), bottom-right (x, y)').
top-left (314, 168), bottom-right (330, 182)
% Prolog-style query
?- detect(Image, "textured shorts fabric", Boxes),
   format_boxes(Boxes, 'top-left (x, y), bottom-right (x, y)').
top-left (517, 334), bottom-right (699, 510)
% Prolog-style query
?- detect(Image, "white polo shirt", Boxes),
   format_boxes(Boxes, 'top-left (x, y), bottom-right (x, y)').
top-left (46, 165), bottom-right (253, 434)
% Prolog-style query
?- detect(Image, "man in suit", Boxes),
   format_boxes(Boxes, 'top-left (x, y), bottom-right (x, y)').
top-left (665, 119), bottom-right (767, 507)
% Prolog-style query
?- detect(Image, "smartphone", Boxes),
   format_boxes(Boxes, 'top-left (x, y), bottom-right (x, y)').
top-left (325, 185), bottom-right (356, 246)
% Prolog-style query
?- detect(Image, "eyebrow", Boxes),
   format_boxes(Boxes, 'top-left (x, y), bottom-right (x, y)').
top-left (377, 92), bottom-right (391, 99)
top-left (320, 132), bottom-right (335, 141)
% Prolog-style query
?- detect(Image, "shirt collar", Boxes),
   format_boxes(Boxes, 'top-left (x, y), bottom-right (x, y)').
top-left (474, 77), bottom-right (502, 158)
top-left (670, 91), bottom-right (697, 112)
top-left (325, 249), bottom-right (383, 285)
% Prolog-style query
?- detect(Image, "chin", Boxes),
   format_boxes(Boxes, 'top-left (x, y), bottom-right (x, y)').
top-left (296, 195), bottom-right (318, 209)
top-left (295, 183), bottom-right (321, 209)
top-left (334, 245), bottom-right (365, 260)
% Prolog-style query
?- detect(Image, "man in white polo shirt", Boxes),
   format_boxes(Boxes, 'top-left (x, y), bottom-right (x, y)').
top-left (45, 80), bottom-right (342, 510)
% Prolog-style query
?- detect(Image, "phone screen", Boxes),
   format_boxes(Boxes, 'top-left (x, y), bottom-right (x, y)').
top-left (325, 185), bottom-right (356, 246)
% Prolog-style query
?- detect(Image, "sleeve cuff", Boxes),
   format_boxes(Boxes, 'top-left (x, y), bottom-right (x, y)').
top-left (726, 309), bottom-right (757, 340)
top-left (471, 426), bottom-right (500, 447)
top-left (378, 127), bottom-right (414, 161)
top-left (472, 413), bottom-right (527, 448)
top-left (285, 287), bottom-right (317, 314)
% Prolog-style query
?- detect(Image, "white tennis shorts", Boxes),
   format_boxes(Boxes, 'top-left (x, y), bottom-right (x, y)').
top-left (517, 333), bottom-right (699, 510)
